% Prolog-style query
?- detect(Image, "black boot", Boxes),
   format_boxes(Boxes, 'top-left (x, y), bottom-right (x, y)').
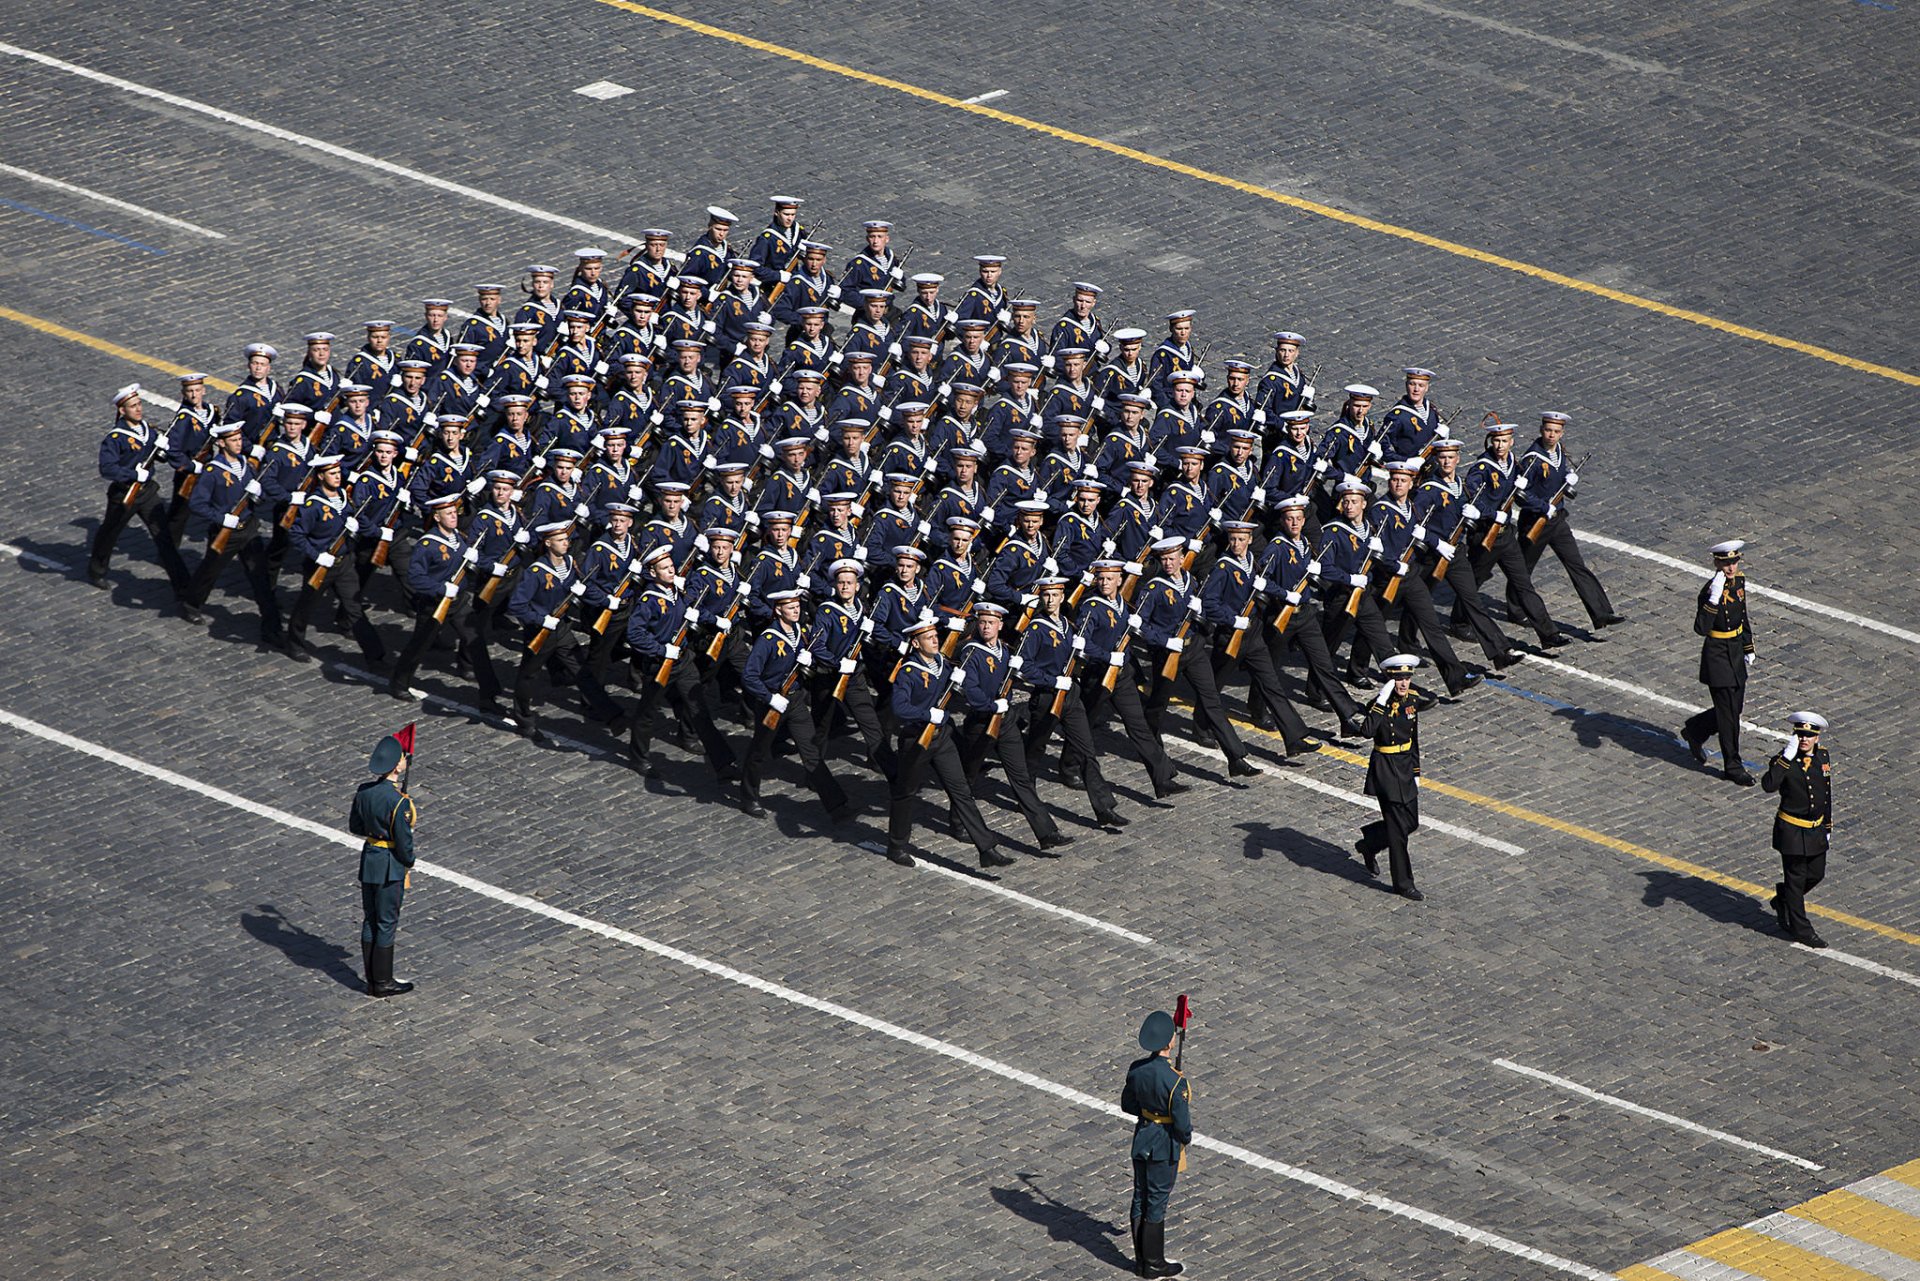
top-left (369, 944), bottom-right (414, 997)
top-left (1772, 883), bottom-right (1789, 932)
top-left (1143, 1220), bottom-right (1183, 1277)
top-left (1132, 1215), bottom-right (1148, 1277)
top-left (361, 939), bottom-right (373, 992)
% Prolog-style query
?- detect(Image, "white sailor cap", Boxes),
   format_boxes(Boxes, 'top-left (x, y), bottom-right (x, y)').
top-left (620, 352), bottom-right (653, 367)
top-left (1483, 421), bottom-right (1518, 435)
top-left (760, 509), bottom-right (797, 525)
top-left (1034, 575), bottom-right (1069, 589)
top-left (1343, 383), bottom-right (1378, 398)
top-left (210, 420), bottom-right (243, 437)
top-left (1010, 298), bottom-right (1040, 309)
top-left (1222, 359), bottom-right (1253, 372)
top-left (303, 331), bottom-right (335, 344)
top-left (1174, 445), bottom-right (1209, 458)
top-left (368, 429), bottom-right (405, 443)
top-left (706, 205), bottom-right (739, 223)
top-left (1165, 309), bottom-right (1197, 322)
top-left (510, 322), bottom-right (543, 334)
top-left (277, 402), bottom-right (312, 418)
top-left (1150, 535), bottom-right (1187, 554)
top-left (1540, 410), bottom-right (1571, 423)
top-left (776, 435), bottom-right (813, 450)
top-left (1279, 410), bottom-right (1314, 423)
top-left (766, 588), bottom-right (806, 604)
top-left (1090, 558), bottom-right (1126, 571)
top-left (1273, 494), bottom-right (1312, 511)
top-left (1166, 369), bottom-right (1200, 385)
top-left (422, 297), bottom-right (454, 308)
top-left (827, 557), bottom-right (865, 576)
top-left (1221, 520), bottom-right (1260, 533)
top-left (701, 524), bottom-right (740, 541)
top-left (1054, 346), bottom-right (1090, 359)
top-left (823, 491), bottom-right (858, 504)
top-left (974, 254), bottom-right (1007, 265)
top-left (891, 544), bottom-right (928, 561)
top-left (742, 320), bottom-right (774, 333)
top-left (560, 373), bottom-right (596, 387)
top-left (862, 219), bottom-right (893, 231)
top-left (451, 342), bottom-right (484, 354)
top-left (485, 468), bottom-right (520, 482)
top-left (424, 492), bottom-right (464, 510)
top-left (836, 417), bottom-right (872, 432)
top-left (341, 382), bottom-right (372, 396)
top-left (1126, 459), bottom-right (1161, 475)
top-left (1335, 479), bottom-right (1372, 496)
top-left (1118, 391), bottom-right (1154, 406)
top-left (546, 447), bottom-right (584, 460)
top-left (945, 516), bottom-right (981, 531)
top-left (643, 543), bottom-right (677, 565)
top-left (1013, 498), bottom-right (1051, 513)
top-left (561, 308), bottom-right (595, 321)
top-left (573, 246), bottom-right (607, 260)
top-left (244, 342), bottom-right (278, 359)
top-left (1112, 327), bottom-right (1147, 342)
top-left (396, 358), bottom-right (431, 371)
top-left (903, 335), bottom-right (936, 348)
top-left (526, 264), bottom-right (558, 275)
top-left (112, 382), bottom-right (142, 407)
top-left (973, 601), bottom-right (1009, 616)
top-left (1402, 366), bottom-right (1436, 380)
top-left (496, 393), bottom-right (533, 407)
top-left (949, 444), bottom-right (985, 459)
top-left (1071, 477), bottom-right (1107, 492)
top-left (1710, 539), bottom-right (1746, 560)
top-left (474, 283), bottom-right (505, 293)
top-left (535, 520), bottom-right (573, 537)
top-left (1272, 330), bottom-right (1305, 344)
top-left (641, 228), bottom-right (673, 240)
top-left (885, 471), bottom-right (920, 485)
top-left (364, 319), bottom-right (395, 331)
top-left (179, 371), bottom-right (208, 385)
top-left (903, 616), bottom-right (939, 636)
top-left (910, 272), bottom-right (944, 286)
top-left (1071, 280), bottom-right (1102, 294)
top-left (769, 195), bottom-right (804, 206)
top-left (1382, 653), bottom-right (1422, 673)
top-left (1008, 428), bottom-right (1043, 443)
top-left (1384, 459), bottom-right (1422, 475)
top-left (1788, 711), bottom-right (1828, 734)
top-left (654, 481), bottom-right (690, 495)
top-left (310, 454), bottom-right (347, 469)
top-left (855, 291), bottom-right (891, 304)
top-left (1002, 362), bottom-right (1039, 376)
top-left (800, 239), bottom-right (831, 253)
top-left (790, 369), bottom-right (826, 383)
top-left (595, 423), bottom-right (631, 438)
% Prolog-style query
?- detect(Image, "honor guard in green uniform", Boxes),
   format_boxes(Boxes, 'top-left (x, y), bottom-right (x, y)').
top-left (1121, 1009), bottom-right (1191, 1277)
top-left (349, 734), bottom-right (417, 997)
top-left (1682, 539), bottom-right (1757, 785)
top-left (1763, 711), bottom-right (1832, 948)
top-left (1355, 653), bottom-right (1437, 900)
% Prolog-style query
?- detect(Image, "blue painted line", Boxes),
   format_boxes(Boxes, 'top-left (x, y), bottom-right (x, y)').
top-left (1855, 0), bottom-right (1895, 10)
top-left (0, 195), bottom-right (167, 255)
top-left (1482, 676), bottom-right (1765, 772)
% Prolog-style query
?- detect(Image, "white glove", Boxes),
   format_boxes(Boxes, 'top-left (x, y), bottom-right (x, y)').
top-left (492, 561), bottom-right (509, 576)
top-left (971, 576), bottom-right (987, 594)
top-left (1744, 651), bottom-right (1756, 669)
top-left (887, 343), bottom-right (903, 359)
top-left (441, 582), bottom-right (459, 599)
top-left (993, 697), bottom-right (1009, 714)
top-left (986, 366), bottom-right (1002, 383)
top-left (466, 476), bottom-right (486, 495)
top-left (853, 545), bottom-right (869, 562)
top-left (996, 307), bottom-right (1013, 327)
top-left (859, 617), bottom-right (875, 635)
top-left (1707, 571), bottom-right (1726, 604)
top-left (1394, 561), bottom-right (1409, 577)
top-left (1166, 636), bottom-right (1184, 653)
top-left (1462, 503), bottom-right (1482, 521)
top-left (1305, 559), bottom-right (1322, 576)
top-left (701, 454), bottom-right (717, 471)
top-left (695, 534), bottom-right (711, 553)
top-left (1373, 679), bottom-right (1395, 706)
top-left (626, 560), bottom-right (648, 578)
top-left (1054, 674), bottom-right (1073, 691)
top-left (1283, 590), bottom-right (1301, 606)
top-left (1436, 540), bottom-right (1457, 560)
top-left (244, 479), bottom-right (263, 498)
top-left (769, 693), bottom-right (789, 713)
top-left (462, 545), bottom-right (482, 564)
top-left (796, 650), bottom-right (813, 668)
top-left (948, 667), bottom-right (967, 686)
top-left (942, 309), bottom-right (958, 325)
top-left (1546, 503), bottom-right (1559, 519)
top-left (1126, 613), bottom-right (1143, 630)
top-left (758, 441), bottom-right (776, 459)
top-left (135, 466), bottom-right (152, 483)
top-left (316, 552), bottom-right (337, 568)
top-left (1147, 525), bottom-right (1163, 540)
top-left (190, 460), bottom-right (205, 475)
top-left (288, 489), bottom-right (306, 505)
top-left (1494, 509), bottom-right (1510, 525)
top-left (1513, 477), bottom-right (1529, 491)
top-left (1367, 536), bottom-right (1384, 555)
top-left (513, 528), bottom-right (530, 544)
top-left (404, 447), bottom-right (419, 463)
top-left (1109, 650), bottom-right (1127, 667)
top-left (1020, 594), bottom-right (1038, 609)
top-left (1410, 524), bottom-right (1427, 542)
top-left (569, 580), bottom-right (588, 598)
top-left (777, 271), bottom-right (792, 284)
top-left (1312, 458), bottom-right (1330, 476)
top-left (1348, 573), bottom-right (1368, 588)
top-left (665, 643), bottom-right (682, 659)
top-left (1367, 440), bottom-right (1384, 460)
top-left (839, 656), bottom-right (858, 674)
top-left (714, 615), bottom-right (732, 633)
top-left (1186, 594), bottom-right (1203, 614)
top-left (1040, 354), bottom-right (1057, 372)
top-left (1232, 616), bottom-right (1249, 631)
top-left (1301, 383), bottom-right (1316, 401)
top-left (1124, 561), bottom-right (1143, 577)
top-left (686, 607), bottom-right (702, 624)
top-left (1565, 470), bottom-right (1580, 487)
top-left (1009, 654), bottom-right (1025, 671)
top-left (928, 706), bottom-right (946, 725)
top-left (220, 513), bottom-right (241, 529)
top-left (1781, 734), bottom-right (1799, 761)
top-left (1252, 575), bottom-right (1269, 592)
top-left (395, 488), bottom-right (413, 507)
top-left (1071, 635), bottom-right (1086, 652)
top-left (541, 613), bottom-right (562, 630)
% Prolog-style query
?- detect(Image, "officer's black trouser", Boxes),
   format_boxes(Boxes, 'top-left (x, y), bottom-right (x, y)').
top-left (744, 691), bottom-right (847, 814)
top-left (1684, 682), bottom-right (1746, 770)
top-left (187, 518), bottom-right (283, 636)
top-left (1435, 551), bottom-right (1514, 663)
top-left (629, 653), bottom-right (736, 768)
top-left (360, 876), bottom-right (405, 947)
top-left (1131, 1156), bottom-right (1178, 1224)
top-left (1269, 606), bottom-right (1361, 724)
top-left (89, 481), bottom-right (192, 591)
top-left (1465, 527), bottom-right (1556, 641)
top-left (287, 557), bottom-right (385, 661)
top-left (513, 622), bottom-right (619, 732)
top-left (1024, 685), bottom-right (1120, 821)
top-left (1079, 662), bottom-right (1176, 793)
top-left (1777, 830), bottom-right (1828, 940)
top-left (1358, 791), bottom-right (1420, 892)
top-left (887, 723), bottom-right (998, 858)
top-left (1514, 512), bottom-right (1614, 625)
top-left (1146, 642), bottom-right (1248, 763)
top-left (1376, 573), bottom-right (1467, 691)
top-left (957, 710), bottom-right (1059, 843)
top-left (1212, 633), bottom-right (1313, 751)
top-left (392, 593), bottom-right (500, 698)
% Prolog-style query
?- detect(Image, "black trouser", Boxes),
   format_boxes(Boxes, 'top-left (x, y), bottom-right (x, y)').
top-left (1145, 640), bottom-right (1248, 763)
top-left (1684, 682), bottom-right (1746, 770)
top-left (1513, 512), bottom-right (1614, 625)
top-left (584, 605), bottom-right (630, 687)
top-left (264, 501), bottom-right (294, 577)
top-left (187, 517), bottom-right (284, 635)
top-left (1357, 791), bottom-right (1420, 891)
top-left (165, 470), bottom-right (196, 548)
top-left (694, 626), bottom-right (749, 714)
top-left (887, 722), bottom-right (999, 858)
top-left (360, 876), bottom-right (405, 947)
top-left (1376, 573), bottom-right (1468, 691)
top-left (744, 689), bottom-right (847, 814)
top-left (89, 481), bottom-right (193, 591)
top-left (1079, 662), bottom-right (1176, 793)
top-left (1211, 633), bottom-right (1313, 750)
top-left (469, 585), bottom-right (513, 693)
top-left (286, 556), bottom-right (385, 662)
top-left (391, 592), bottom-right (500, 698)
top-left (1130, 1155), bottom-right (1178, 1225)
top-left (1777, 835), bottom-right (1828, 940)
top-left (1268, 605), bottom-right (1361, 724)
top-left (628, 652), bottom-right (736, 768)
top-left (1464, 526), bottom-right (1556, 641)
top-left (513, 621), bottom-right (620, 734)
top-left (810, 667), bottom-right (895, 778)
top-left (959, 709), bottom-right (1060, 843)
top-left (1433, 551), bottom-right (1515, 663)
top-left (1321, 589), bottom-right (1398, 680)
top-left (1023, 684), bottom-right (1120, 822)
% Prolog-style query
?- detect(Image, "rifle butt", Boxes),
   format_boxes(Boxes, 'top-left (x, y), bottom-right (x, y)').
top-left (1160, 650), bottom-right (1181, 681)
top-left (1479, 523), bottom-right (1499, 552)
top-left (478, 575), bottom-right (503, 604)
top-left (655, 657), bottom-right (675, 685)
top-left (1066, 579), bottom-right (1088, 607)
top-left (1225, 627), bottom-right (1245, 659)
top-left (528, 628), bottom-right (551, 655)
top-left (704, 630), bottom-right (725, 661)
top-left (761, 707), bottom-right (783, 730)
top-left (591, 608), bottom-right (613, 635)
top-left (985, 711), bottom-right (1004, 738)
top-left (1382, 576), bottom-right (1402, 604)
top-left (1429, 557), bottom-right (1450, 583)
top-left (276, 502), bottom-right (299, 529)
top-left (832, 672), bottom-right (852, 701)
top-left (210, 527), bottom-right (234, 555)
top-left (305, 564), bottom-right (329, 591)
top-left (431, 597), bottom-right (453, 625)
top-left (916, 720), bottom-right (938, 749)
top-left (1343, 585), bottom-right (1364, 617)
top-left (1525, 516), bottom-right (1548, 544)
top-left (371, 540), bottom-right (392, 569)
top-left (939, 628), bottom-right (964, 657)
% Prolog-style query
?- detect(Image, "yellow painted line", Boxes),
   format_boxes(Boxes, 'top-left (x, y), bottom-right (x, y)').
top-left (0, 304), bottom-right (237, 391)
top-left (1687, 1225), bottom-right (1882, 1280)
top-left (596, 1), bottom-right (1920, 390)
top-left (1883, 1159), bottom-right (1920, 1193)
top-left (1788, 1188), bottom-right (1920, 1262)
top-left (1613, 1266), bottom-right (1678, 1281)
top-left (1239, 723), bottom-right (1920, 949)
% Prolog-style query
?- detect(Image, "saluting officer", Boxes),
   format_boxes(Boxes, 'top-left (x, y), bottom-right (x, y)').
top-left (1763, 711), bottom-right (1833, 949)
top-left (1354, 653), bottom-right (1437, 900)
top-left (1121, 1008), bottom-right (1192, 1278)
top-left (1682, 539), bottom-right (1757, 785)
top-left (350, 733), bottom-right (417, 998)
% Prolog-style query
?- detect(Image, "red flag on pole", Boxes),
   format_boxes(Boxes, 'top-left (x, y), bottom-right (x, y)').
top-left (392, 722), bottom-right (416, 755)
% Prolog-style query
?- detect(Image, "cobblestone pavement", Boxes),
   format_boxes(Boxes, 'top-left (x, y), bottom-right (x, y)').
top-left (2, 3), bottom-right (1916, 1277)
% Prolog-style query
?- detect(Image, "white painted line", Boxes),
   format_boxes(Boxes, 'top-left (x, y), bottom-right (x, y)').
top-left (856, 841), bottom-right (1155, 946)
top-left (0, 162), bottom-right (227, 238)
top-left (1491, 1058), bottom-right (1823, 1171)
top-left (962, 89), bottom-right (1009, 105)
top-left (1637, 1252), bottom-right (1763, 1281)
top-left (1166, 738), bottom-right (1527, 856)
top-left (0, 704), bottom-right (1613, 1281)
top-left (0, 540), bottom-right (66, 571)
top-left (1746, 1210), bottom-right (1920, 1280)
top-left (0, 42), bottom-right (684, 262)
top-left (1800, 943), bottom-right (1920, 989)
top-left (573, 79), bottom-right (635, 100)
top-left (1854, 1174), bottom-right (1920, 1218)
top-left (1577, 530), bottom-right (1920, 647)
top-left (1389, 0), bottom-right (1674, 75)
top-left (1518, 654), bottom-right (1792, 744)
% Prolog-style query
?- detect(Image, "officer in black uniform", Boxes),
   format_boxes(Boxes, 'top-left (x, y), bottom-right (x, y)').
top-left (1354, 653), bottom-right (1437, 900)
top-left (1120, 1008), bottom-right (1191, 1278)
top-left (1682, 539), bottom-right (1757, 785)
top-left (349, 733), bottom-right (417, 997)
top-left (1763, 711), bottom-right (1832, 948)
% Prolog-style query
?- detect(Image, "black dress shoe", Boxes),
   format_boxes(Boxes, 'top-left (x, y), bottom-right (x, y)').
top-left (1353, 839), bottom-right (1379, 877)
top-left (980, 847), bottom-right (1016, 868)
top-left (1294, 736), bottom-right (1326, 752)
top-left (282, 639), bottom-right (312, 663)
top-left (627, 752), bottom-right (656, 778)
top-left (1492, 650), bottom-right (1520, 670)
top-left (1539, 632), bottom-right (1570, 649)
top-left (85, 572), bottom-right (109, 590)
top-left (1096, 811), bottom-right (1131, 830)
top-left (1771, 890), bottom-right (1788, 932)
top-left (1793, 930), bottom-right (1828, 949)
top-left (1725, 768), bottom-right (1757, 787)
top-left (1037, 832), bottom-right (1073, 851)
top-left (1595, 613), bottom-right (1627, 628)
top-left (1447, 623), bottom-right (1474, 641)
top-left (1396, 885), bottom-right (1425, 902)
top-left (1227, 756), bottom-right (1260, 778)
top-left (884, 845), bottom-right (915, 866)
top-left (178, 602), bottom-right (208, 625)
top-left (385, 683), bottom-right (413, 701)
top-left (740, 797), bottom-right (767, 817)
top-left (1682, 731), bottom-right (1709, 765)
top-left (1344, 670), bottom-right (1374, 689)
top-left (1449, 672), bottom-right (1484, 695)
top-left (1154, 779), bottom-right (1190, 798)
